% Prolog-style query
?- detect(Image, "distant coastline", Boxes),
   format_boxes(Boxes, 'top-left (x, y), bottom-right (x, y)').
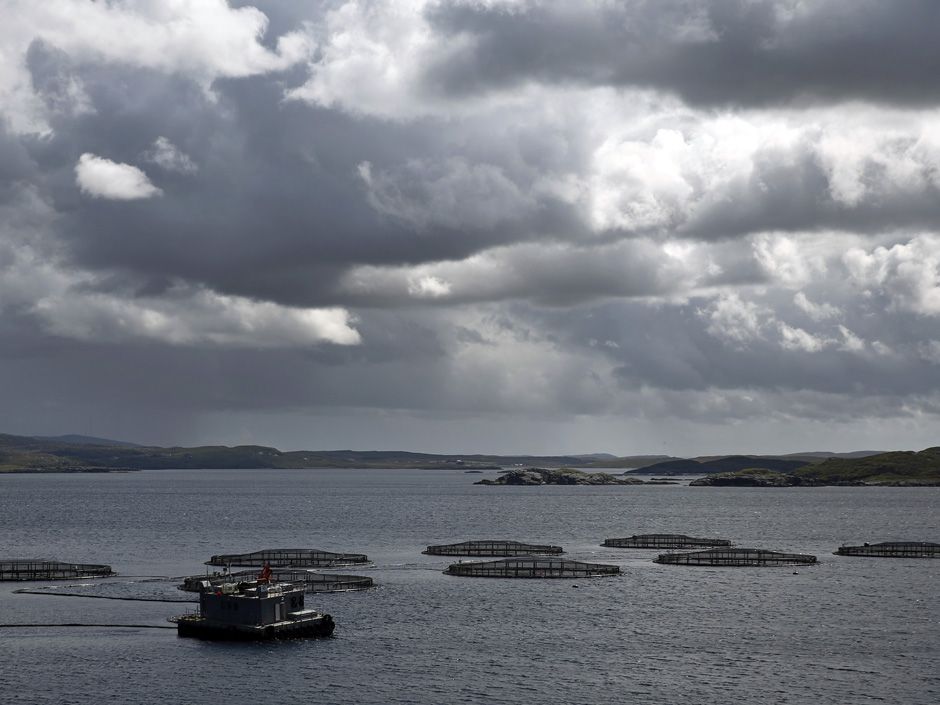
top-left (1, 432), bottom-right (937, 485)
top-left (0, 467), bottom-right (139, 474)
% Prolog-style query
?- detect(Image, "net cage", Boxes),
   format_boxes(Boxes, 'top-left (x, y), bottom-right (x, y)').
top-left (835, 541), bottom-right (940, 558)
top-left (206, 548), bottom-right (369, 568)
top-left (603, 534), bottom-right (731, 549)
top-left (424, 540), bottom-right (564, 556)
top-left (0, 559), bottom-right (114, 581)
top-left (654, 547), bottom-right (817, 567)
top-left (445, 557), bottom-right (620, 578)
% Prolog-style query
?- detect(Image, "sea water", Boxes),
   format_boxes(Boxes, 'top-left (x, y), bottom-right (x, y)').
top-left (0, 468), bottom-right (938, 704)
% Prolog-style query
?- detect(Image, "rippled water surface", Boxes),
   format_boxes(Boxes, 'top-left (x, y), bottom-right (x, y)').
top-left (1, 469), bottom-right (938, 704)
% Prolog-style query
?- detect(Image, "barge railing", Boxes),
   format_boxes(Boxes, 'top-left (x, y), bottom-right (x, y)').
top-left (180, 569), bottom-right (374, 593)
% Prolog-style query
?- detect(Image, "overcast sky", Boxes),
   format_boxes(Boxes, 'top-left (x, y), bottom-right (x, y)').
top-left (2, 0), bottom-right (940, 455)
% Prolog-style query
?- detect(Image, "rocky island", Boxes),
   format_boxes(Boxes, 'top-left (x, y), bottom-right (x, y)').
top-left (690, 469), bottom-right (806, 487)
top-left (475, 467), bottom-right (645, 486)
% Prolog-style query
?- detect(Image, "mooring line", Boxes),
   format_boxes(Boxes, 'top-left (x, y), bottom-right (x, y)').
top-left (13, 589), bottom-right (193, 603)
top-left (0, 623), bottom-right (175, 629)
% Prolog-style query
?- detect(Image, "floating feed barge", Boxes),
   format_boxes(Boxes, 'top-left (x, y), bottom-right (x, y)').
top-left (180, 569), bottom-right (374, 593)
top-left (603, 534), bottom-right (731, 549)
top-left (444, 557), bottom-right (620, 579)
top-left (423, 540), bottom-right (564, 557)
top-left (654, 547), bottom-right (817, 567)
top-left (172, 579), bottom-right (334, 641)
top-left (206, 548), bottom-right (369, 568)
top-left (0, 559), bottom-right (115, 581)
top-left (835, 541), bottom-right (940, 558)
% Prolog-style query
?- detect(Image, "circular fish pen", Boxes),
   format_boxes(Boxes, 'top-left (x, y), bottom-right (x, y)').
top-left (835, 541), bottom-right (940, 558)
top-left (206, 548), bottom-right (369, 568)
top-left (423, 540), bottom-right (564, 557)
top-left (180, 569), bottom-right (374, 593)
top-left (654, 548), bottom-right (817, 567)
top-left (0, 560), bottom-right (115, 581)
top-left (444, 557), bottom-right (620, 579)
top-left (603, 534), bottom-right (731, 549)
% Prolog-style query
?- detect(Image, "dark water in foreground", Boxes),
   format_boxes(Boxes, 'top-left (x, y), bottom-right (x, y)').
top-left (0, 469), bottom-right (938, 704)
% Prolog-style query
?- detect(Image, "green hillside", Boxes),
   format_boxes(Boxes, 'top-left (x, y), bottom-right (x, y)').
top-left (794, 447), bottom-right (940, 485)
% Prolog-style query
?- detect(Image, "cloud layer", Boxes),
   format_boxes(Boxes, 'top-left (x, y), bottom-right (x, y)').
top-left (1, 0), bottom-right (939, 453)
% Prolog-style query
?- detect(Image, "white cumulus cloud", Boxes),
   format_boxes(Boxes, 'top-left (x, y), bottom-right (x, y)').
top-left (1, 0), bottom-right (315, 133)
top-left (143, 137), bottom-right (198, 174)
top-left (701, 293), bottom-right (771, 346)
top-left (844, 236), bottom-right (940, 316)
top-left (75, 153), bottom-right (162, 200)
top-left (794, 292), bottom-right (840, 321)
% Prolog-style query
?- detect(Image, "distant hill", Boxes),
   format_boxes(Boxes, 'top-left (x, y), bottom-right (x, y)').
top-left (625, 455), bottom-right (806, 475)
top-left (778, 450), bottom-right (886, 463)
top-left (32, 434), bottom-right (141, 448)
top-left (583, 455), bottom-right (680, 469)
top-left (0, 432), bottom-right (591, 472)
top-left (0, 431), bottom-right (927, 478)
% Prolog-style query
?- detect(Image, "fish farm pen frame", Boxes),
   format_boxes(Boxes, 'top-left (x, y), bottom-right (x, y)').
top-left (654, 548), bottom-right (817, 567)
top-left (603, 534), bottom-right (732, 549)
top-left (423, 540), bottom-right (564, 556)
top-left (835, 541), bottom-right (940, 558)
top-left (444, 557), bottom-right (620, 578)
top-left (180, 570), bottom-right (374, 593)
top-left (206, 549), bottom-right (369, 568)
top-left (0, 560), bottom-right (115, 581)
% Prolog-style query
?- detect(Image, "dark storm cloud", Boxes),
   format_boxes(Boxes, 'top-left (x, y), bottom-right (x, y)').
top-left (424, 0), bottom-right (940, 107)
top-left (0, 310), bottom-right (455, 439)
top-left (22, 50), bottom-right (940, 320)
top-left (26, 40), bottom-right (88, 117)
top-left (0, 124), bottom-right (39, 205)
top-left (3, 0), bottom-right (940, 452)
top-left (683, 142), bottom-right (940, 241)
top-left (526, 295), bottom-right (940, 402)
top-left (14, 15), bottom-right (940, 320)
top-left (23, 56), bottom-right (588, 308)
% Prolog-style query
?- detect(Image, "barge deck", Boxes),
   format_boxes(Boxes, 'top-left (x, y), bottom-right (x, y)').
top-left (180, 569), bottom-right (373, 593)
top-left (171, 579), bottom-right (334, 641)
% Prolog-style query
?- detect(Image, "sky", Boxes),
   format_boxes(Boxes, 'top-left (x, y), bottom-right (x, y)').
top-left (1, 0), bottom-right (940, 456)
